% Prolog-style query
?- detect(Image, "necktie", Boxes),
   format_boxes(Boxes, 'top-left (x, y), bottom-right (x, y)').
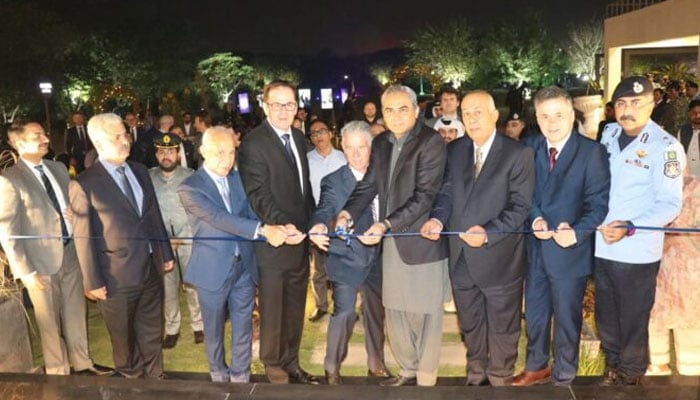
top-left (282, 133), bottom-right (298, 169)
top-left (79, 126), bottom-right (88, 146)
top-left (217, 176), bottom-right (231, 213)
top-left (116, 166), bottom-right (140, 215)
top-left (35, 165), bottom-right (69, 244)
top-left (216, 176), bottom-right (239, 257)
top-left (549, 147), bottom-right (558, 171)
top-left (475, 148), bottom-right (484, 178)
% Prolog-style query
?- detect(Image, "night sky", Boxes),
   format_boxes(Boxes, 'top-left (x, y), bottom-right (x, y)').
top-left (188, 0), bottom-right (613, 56)
top-left (37, 0), bottom-right (613, 57)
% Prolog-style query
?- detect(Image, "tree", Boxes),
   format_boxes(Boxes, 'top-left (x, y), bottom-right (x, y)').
top-left (565, 18), bottom-right (604, 88)
top-left (474, 12), bottom-right (565, 88)
top-left (196, 53), bottom-right (256, 104)
top-left (405, 19), bottom-right (476, 89)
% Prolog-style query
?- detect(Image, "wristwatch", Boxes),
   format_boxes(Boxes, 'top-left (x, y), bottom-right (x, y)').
top-left (380, 219), bottom-right (391, 231)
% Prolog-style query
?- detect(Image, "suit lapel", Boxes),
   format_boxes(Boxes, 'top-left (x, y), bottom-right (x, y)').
top-left (16, 161), bottom-right (55, 211)
top-left (262, 121), bottom-right (305, 198)
top-left (196, 168), bottom-right (228, 211)
top-left (461, 139), bottom-right (476, 199)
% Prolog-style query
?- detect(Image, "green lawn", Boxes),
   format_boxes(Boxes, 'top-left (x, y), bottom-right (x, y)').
top-left (28, 284), bottom-right (605, 377)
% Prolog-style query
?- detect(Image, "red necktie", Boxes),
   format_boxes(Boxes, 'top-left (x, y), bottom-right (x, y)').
top-left (549, 147), bottom-right (558, 171)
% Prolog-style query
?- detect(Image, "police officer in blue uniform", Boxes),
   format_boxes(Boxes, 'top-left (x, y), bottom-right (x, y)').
top-left (596, 76), bottom-right (686, 385)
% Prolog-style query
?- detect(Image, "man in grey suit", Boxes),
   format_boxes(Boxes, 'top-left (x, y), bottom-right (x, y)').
top-left (422, 91), bottom-right (535, 386)
top-left (0, 121), bottom-right (112, 376)
top-left (309, 121), bottom-right (392, 385)
top-left (337, 85), bottom-right (449, 387)
top-left (71, 113), bottom-right (174, 379)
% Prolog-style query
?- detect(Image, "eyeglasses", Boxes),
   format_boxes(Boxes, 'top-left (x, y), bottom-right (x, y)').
top-left (310, 128), bottom-right (330, 137)
top-left (614, 99), bottom-right (653, 111)
top-left (267, 102), bottom-right (298, 112)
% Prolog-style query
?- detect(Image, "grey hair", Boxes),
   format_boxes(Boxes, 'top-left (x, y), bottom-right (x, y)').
top-left (381, 85), bottom-right (418, 109)
top-left (341, 120), bottom-right (373, 146)
top-left (87, 113), bottom-right (124, 143)
top-left (534, 86), bottom-right (573, 108)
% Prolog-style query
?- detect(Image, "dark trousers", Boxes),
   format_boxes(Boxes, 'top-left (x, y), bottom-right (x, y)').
top-left (309, 246), bottom-right (329, 312)
top-left (324, 258), bottom-right (386, 373)
top-left (452, 253), bottom-right (523, 386)
top-left (196, 260), bottom-right (256, 382)
top-left (257, 244), bottom-right (309, 380)
top-left (594, 257), bottom-right (659, 378)
top-left (97, 258), bottom-right (164, 378)
top-left (524, 259), bottom-right (588, 384)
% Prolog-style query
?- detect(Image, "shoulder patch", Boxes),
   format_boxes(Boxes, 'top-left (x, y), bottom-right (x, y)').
top-left (664, 161), bottom-right (681, 178)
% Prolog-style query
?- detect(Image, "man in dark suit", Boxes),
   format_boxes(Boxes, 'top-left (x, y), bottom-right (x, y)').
top-left (124, 112), bottom-right (146, 160)
top-left (70, 113), bottom-right (174, 379)
top-left (64, 112), bottom-right (93, 172)
top-left (421, 90), bottom-right (535, 386)
top-left (512, 86), bottom-right (610, 387)
top-left (0, 121), bottom-right (112, 377)
top-left (337, 85), bottom-right (448, 387)
top-left (308, 121), bottom-right (392, 385)
top-left (677, 99), bottom-right (700, 177)
top-left (237, 80), bottom-right (315, 385)
top-left (178, 127), bottom-right (287, 383)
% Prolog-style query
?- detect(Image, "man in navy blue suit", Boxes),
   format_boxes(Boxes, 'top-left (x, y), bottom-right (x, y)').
top-left (308, 121), bottom-right (392, 385)
top-left (177, 126), bottom-right (288, 383)
top-left (512, 86), bottom-right (610, 386)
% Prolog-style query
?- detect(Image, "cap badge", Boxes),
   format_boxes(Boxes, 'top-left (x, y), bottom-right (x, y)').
top-left (633, 82), bottom-right (643, 94)
top-left (163, 135), bottom-right (171, 144)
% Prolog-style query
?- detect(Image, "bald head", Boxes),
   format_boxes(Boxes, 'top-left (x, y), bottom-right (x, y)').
top-left (461, 91), bottom-right (499, 145)
top-left (201, 126), bottom-right (236, 177)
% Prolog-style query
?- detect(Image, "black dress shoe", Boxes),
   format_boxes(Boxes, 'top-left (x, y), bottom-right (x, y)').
top-left (193, 330), bottom-right (205, 344)
top-left (325, 370), bottom-right (343, 385)
top-left (379, 375), bottom-right (416, 387)
top-left (368, 368), bottom-right (394, 378)
top-left (74, 364), bottom-right (115, 377)
top-left (163, 333), bottom-right (179, 349)
top-left (308, 309), bottom-right (328, 322)
top-left (288, 368), bottom-right (321, 385)
top-left (619, 373), bottom-right (643, 386)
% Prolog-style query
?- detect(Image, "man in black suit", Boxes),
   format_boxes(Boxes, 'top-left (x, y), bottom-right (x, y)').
top-left (238, 80), bottom-right (316, 385)
top-left (337, 85), bottom-right (448, 387)
top-left (308, 121), bottom-right (392, 384)
top-left (124, 112), bottom-right (145, 158)
top-left (677, 99), bottom-right (700, 177)
top-left (64, 112), bottom-right (93, 172)
top-left (421, 90), bottom-right (535, 386)
top-left (70, 113), bottom-right (174, 379)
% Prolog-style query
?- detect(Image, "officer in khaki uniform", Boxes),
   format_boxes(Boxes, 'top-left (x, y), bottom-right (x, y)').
top-left (149, 132), bottom-right (203, 348)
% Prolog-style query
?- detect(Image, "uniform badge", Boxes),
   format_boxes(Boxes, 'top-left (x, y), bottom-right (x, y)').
top-left (633, 82), bottom-right (643, 94)
top-left (640, 132), bottom-right (649, 143)
top-left (163, 135), bottom-right (171, 144)
top-left (637, 149), bottom-right (647, 158)
top-left (664, 161), bottom-right (680, 178)
top-left (664, 150), bottom-right (677, 161)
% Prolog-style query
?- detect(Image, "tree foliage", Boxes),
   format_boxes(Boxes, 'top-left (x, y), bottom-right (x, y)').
top-left (405, 19), bottom-right (476, 88)
top-left (197, 53), bottom-right (256, 104)
top-left (474, 12), bottom-right (565, 88)
top-left (565, 18), bottom-right (604, 79)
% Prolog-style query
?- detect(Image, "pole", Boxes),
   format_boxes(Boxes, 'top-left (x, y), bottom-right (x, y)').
top-left (43, 97), bottom-right (51, 134)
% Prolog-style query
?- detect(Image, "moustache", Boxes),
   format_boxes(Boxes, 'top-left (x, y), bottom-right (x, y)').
top-left (619, 115), bottom-right (636, 122)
